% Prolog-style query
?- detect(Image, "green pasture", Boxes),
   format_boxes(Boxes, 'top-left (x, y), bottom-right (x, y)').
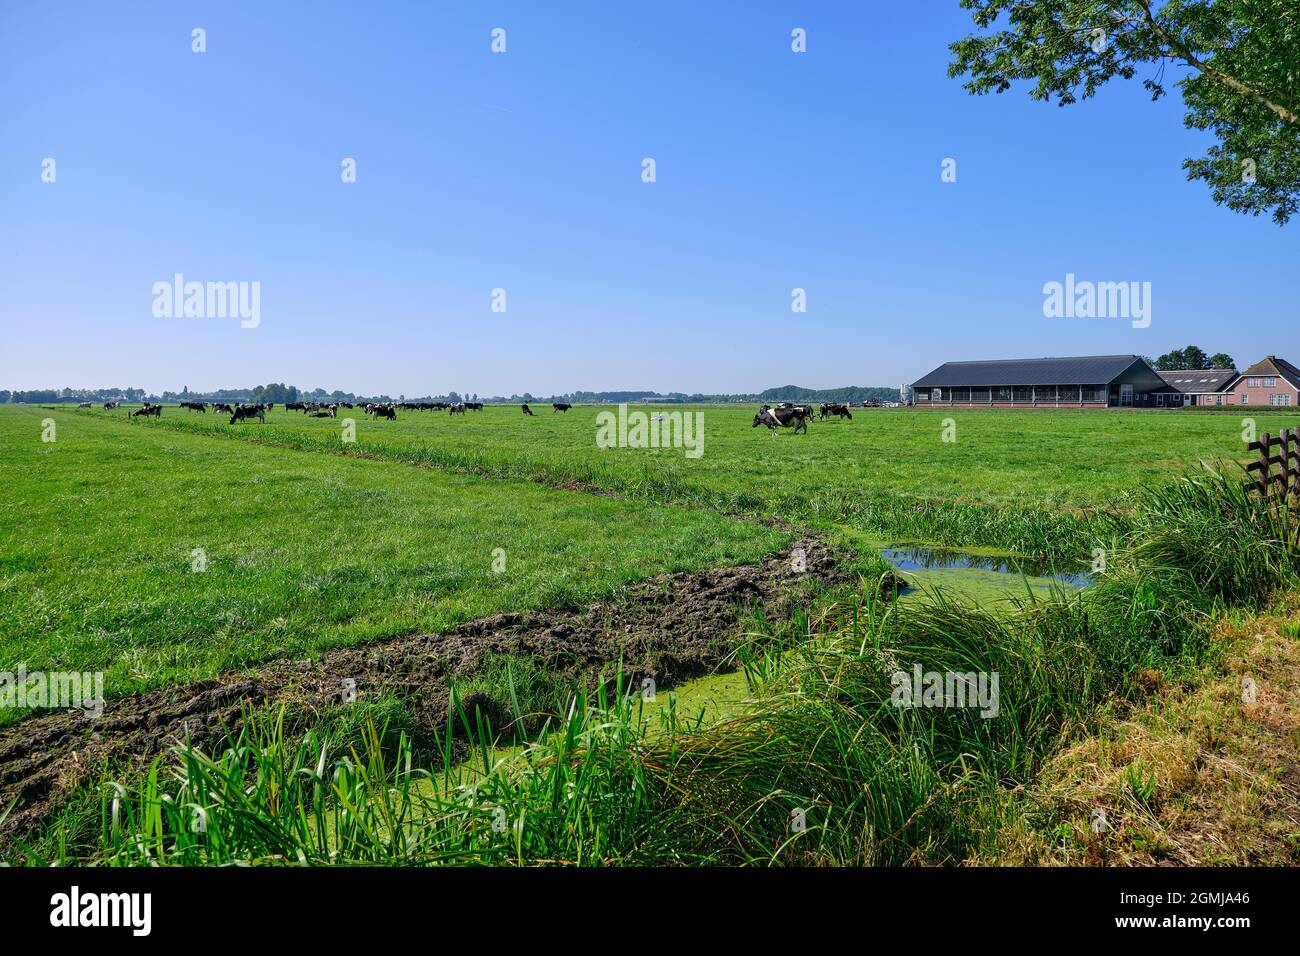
top-left (67, 400), bottom-right (1300, 556)
top-left (0, 405), bottom-right (785, 702)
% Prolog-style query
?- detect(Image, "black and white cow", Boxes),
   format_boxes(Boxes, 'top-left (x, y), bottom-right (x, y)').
top-left (229, 404), bottom-right (265, 424)
top-left (752, 404), bottom-right (809, 435)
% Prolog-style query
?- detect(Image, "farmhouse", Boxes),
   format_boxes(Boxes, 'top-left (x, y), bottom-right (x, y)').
top-left (910, 355), bottom-right (1167, 408)
top-left (1227, 355), bottom-right (1299, 407)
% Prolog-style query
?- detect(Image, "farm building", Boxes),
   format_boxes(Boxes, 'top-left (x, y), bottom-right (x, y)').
top-left (910, 354), bottom-right (1168, 408)
top-left (1225, 356), bottom-right (1299, 407)
top-left (1152, 368), bottom-right (1239, 407)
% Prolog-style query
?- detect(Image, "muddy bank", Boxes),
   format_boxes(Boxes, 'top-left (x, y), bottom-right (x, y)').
top-left (0, 537), bottom-right (895, 844)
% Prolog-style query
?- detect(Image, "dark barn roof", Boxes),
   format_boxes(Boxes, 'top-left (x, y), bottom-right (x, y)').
top-left (912, 355), bottom-right (1149, 388)
top-left (1155, 369), bottom-right (1239, 393)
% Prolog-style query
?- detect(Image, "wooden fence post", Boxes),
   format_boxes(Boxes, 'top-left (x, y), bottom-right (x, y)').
top-left (1261, 432), bottom-right (1271, 497)
top-left (1283, 428), bottom-right (1292, 507)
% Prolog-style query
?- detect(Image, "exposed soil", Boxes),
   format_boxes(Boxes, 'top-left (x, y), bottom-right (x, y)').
top-left (0, 537), bottom-right (896, 846)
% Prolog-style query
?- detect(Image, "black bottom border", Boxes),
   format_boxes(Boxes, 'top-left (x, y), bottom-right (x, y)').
top-left (1, 865), bottom-right (1291, 942)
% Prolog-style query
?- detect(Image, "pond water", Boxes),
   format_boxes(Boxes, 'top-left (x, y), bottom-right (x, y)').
top-left (881, 544), bottom-right (1094, 591)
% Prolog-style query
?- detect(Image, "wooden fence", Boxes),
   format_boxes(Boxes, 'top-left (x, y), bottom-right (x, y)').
top-left (1246, 427), bottom-right (1300, 506)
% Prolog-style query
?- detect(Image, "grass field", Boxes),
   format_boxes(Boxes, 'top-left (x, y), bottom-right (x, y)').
top-left (8, 399), bottom-right (1298, 695)
top-left (61, 400), bottom-right (1300, 555)
top-left (73, 401), bottom-right (1292, 507)
top-left (5, 400), bottom-right (1299, 865)
top-left (0, 404), bottom-right (786, 702)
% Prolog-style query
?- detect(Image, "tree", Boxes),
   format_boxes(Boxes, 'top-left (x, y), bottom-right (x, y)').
top-left (950, 1), bottom-right (1300, 223)
top-left (1180, 345), bottom-right (1209, 370)
top-left (1154, 348), bottom-right (1187, 370)
top-left (1154, 344), bottom-right (1229, 370)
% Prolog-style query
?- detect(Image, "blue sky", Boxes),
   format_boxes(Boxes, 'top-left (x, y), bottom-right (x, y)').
top-left (2, 1), bottom-right (1295, 396)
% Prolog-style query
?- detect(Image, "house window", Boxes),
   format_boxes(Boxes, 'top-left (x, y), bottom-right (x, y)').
top-left (1270, 393), bottom-right (1293, 406)
top-left (1119, 384), bottom-right (1133, 407)
top-left (1265, 377), bottom-right (1278, 387)
top-left (1248, 377), bottom-right (1261, 387)
top-left (1240, 393), bottom-right (1250, 404)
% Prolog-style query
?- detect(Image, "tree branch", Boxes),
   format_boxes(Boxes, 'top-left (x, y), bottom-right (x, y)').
top-left (1135, 0), bottom-right (1300, 127)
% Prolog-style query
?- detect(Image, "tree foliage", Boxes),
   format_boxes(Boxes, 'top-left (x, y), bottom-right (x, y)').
top-left (950, 0), bottom-right (1300, 223)
top-left (1153, 344), bottom-right (1235, 369)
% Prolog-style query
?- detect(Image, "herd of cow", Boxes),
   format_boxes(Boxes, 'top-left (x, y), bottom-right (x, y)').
top-left (751, 402), bottom-right (856, 435)
top-left (85, 398), bottom-right (864, 434)
top-left (94, 398), bottom-right (581, 424)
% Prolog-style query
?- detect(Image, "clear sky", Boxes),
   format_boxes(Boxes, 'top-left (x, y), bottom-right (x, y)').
top-left (2, 1), bottom-right (1295, 396)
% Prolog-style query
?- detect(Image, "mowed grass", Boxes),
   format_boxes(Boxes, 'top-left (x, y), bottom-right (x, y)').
top-left (84, 401), bottom-right (1300, 555)
top-left (0, 405), bottom-right (787, 705)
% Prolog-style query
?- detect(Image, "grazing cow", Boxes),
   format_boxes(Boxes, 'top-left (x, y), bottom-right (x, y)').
top-left (370, 405), bottom-right (396, 420)
top-left (449, 403), bottom-right (466, 415)
top-left (466, 402), bottom-right (484, 411)
top-left (78, 401), bottom-right (93, 409)
top-left (229, 404), bottom-right (265, 425)
top-left (103, 401), bottom-right (118, 410)
top-left (552, 402), bottom-right (572, 413)
top-left (131, 404), bottom-right (161, 419)
top-left (180, 401), bottom-right (207, 413)
top-left (212, 403), bottom-right (234, 415)
top-left (752, 404), bottom-right (808, 435)
top-left (819, 402), bottom-right (852, 421)
top-left (521, 403), bottom-right (534, 416)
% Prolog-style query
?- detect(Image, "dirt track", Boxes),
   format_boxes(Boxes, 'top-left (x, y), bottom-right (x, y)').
top-left (0, 537), bottom-right (892, 845)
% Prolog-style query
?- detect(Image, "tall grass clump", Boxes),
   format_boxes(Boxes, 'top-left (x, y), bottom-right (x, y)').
top-left (1105, 465), bottom-right (1299, 603)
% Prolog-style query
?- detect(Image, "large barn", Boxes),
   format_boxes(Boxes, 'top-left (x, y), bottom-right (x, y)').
top-left (910, 355), bottom-right (1168, 408)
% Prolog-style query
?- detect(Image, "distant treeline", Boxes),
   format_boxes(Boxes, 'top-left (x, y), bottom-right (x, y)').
top-left (2, 383), bottom-right (902, 405)
top-left (754, 385), bottom-right (901, 403)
